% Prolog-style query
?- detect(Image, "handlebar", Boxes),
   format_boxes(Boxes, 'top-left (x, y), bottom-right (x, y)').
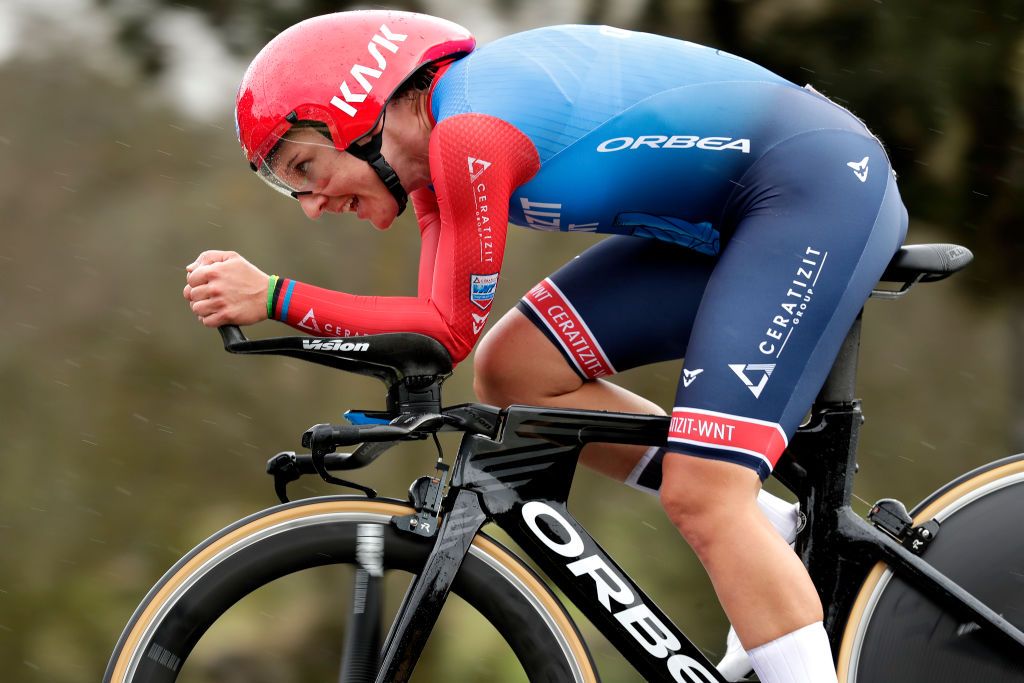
top-left (302, 422), bottom-right (427, 452)
top-left (216, 325), bottom-right (454, 413)
top-left (216, 325), bottom-right (452, 379)
top-left (218, 324), bottom-right (673, 501)
top-left (218, 325), bottom-right (246, 348)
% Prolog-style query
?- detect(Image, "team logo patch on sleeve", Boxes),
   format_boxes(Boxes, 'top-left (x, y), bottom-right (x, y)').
top-left (470, 273), bottom-right (499, 310)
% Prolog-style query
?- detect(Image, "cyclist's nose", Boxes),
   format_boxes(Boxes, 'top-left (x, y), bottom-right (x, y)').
top-left (297, 193), bottom-right (328, 220)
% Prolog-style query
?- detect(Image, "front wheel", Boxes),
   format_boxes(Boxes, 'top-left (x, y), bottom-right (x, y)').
top-left (105, 496), bottom-right (597, 682)
top-left (837, 454), bottom-right (1024, 682)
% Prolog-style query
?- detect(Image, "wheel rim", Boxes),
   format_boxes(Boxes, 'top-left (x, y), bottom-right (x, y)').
top-left (109, 499), bottom-right (595, 683)
top-left (837, 460), bottom-right (1024, 680)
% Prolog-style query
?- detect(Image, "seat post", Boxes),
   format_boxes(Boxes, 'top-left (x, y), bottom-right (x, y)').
top-left (816, 312), bottom-right (863, 406)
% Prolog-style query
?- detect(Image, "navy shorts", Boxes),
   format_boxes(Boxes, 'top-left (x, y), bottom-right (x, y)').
top-left (518, 128), bottom-right (908, 480)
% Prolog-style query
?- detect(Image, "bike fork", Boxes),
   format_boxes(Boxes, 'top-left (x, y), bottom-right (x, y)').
top-left (373, 488), bottom-right (487, 683)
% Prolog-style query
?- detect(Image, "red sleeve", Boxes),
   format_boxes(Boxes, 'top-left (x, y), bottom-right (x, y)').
top-left (270, 114), bottom-right (540, 364)
top-left (411, 187), bottom-right (442, 298)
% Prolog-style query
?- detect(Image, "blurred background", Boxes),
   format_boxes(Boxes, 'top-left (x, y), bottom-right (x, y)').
top-left (1, 0), bottom-right (1022, 681)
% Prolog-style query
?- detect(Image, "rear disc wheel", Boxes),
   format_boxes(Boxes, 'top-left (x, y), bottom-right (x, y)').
top-left (837, 456), bottom-right (1024, 682)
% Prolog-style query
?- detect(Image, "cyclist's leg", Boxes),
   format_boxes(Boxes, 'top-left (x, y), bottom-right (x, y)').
top-left (474, 314), bottom-right (660, 482)
top-left (661, 457), bottom-right (832, 677)
top-left (657, 128), bottom-right (907, 683)
top-left (475, 236), bottom-right (801, 539)
top-left (475, 235), bottom-right (711, 481)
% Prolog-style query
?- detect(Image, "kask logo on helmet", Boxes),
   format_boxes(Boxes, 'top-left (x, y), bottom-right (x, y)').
top-left (330, 25), bottom-right (409, 117)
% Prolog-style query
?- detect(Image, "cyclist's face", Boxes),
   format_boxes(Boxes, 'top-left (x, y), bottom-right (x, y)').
top-left (268, 128), bottom-right (400, 230)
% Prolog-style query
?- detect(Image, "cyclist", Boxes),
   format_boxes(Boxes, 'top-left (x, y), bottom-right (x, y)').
top-left (184, 11), bottom-right (907, 682)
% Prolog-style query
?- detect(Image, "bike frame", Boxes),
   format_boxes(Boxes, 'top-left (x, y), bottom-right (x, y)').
top-left (372, 315), bottom-right (1024, 683)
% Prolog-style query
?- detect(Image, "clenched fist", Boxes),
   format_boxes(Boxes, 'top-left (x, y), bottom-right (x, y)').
top-left (183, 250), bottom-right (270, 327)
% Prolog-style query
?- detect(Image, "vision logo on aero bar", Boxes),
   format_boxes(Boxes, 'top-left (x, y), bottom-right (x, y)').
top-left (729, 363), bottom-right (775, 398)
top-left (330, 25), bottom-right (408, 117)
top-left (302, 339), bottom-right (370, 352)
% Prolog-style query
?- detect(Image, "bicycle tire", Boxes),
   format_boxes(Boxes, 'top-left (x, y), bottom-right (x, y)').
top-left (837, 454), bottom-right (1024, 682)
top-left (105, 496), bottom-right (598, 682)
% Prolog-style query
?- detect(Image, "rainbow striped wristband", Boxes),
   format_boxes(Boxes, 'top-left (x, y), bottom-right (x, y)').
top-left (266, 275), bottom-right (280, 319)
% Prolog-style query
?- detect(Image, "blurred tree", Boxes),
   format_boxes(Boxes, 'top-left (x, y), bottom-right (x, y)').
top-left (97, 0), bottom-right (427, 62)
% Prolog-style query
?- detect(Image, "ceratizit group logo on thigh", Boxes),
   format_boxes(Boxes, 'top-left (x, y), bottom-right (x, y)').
top-left (729, 363), bottom-right (776, 398)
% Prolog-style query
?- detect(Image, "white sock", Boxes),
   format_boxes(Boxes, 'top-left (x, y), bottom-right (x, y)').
top-left (624, 446), bottom-right (662, 493)
top-left (755, 488), bottom-right (802, 544)
top-left (715, 489), bottom-right (801, 681)
top-left (716, 625), bottom-right (753, 681)
top-left (747, 622), bottom-right (838, 683)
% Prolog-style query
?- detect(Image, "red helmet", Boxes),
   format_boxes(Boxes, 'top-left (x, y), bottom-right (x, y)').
top-left (234, 10), bottom-right (475, 209)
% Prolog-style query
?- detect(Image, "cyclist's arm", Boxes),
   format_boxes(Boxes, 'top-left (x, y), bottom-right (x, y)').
top-left (412, 187), bottom-right (442, 298)
top-left (270, 114), bottom-right (540, 363)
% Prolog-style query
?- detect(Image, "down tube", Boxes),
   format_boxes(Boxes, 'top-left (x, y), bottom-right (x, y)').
top-left (496, 500), bottom-right (725, 683)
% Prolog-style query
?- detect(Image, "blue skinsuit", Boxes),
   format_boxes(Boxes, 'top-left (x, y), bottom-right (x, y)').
top-left (432, 25), bottom-right (908, 480)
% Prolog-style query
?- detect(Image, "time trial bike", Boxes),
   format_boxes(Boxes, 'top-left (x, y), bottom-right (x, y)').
top-left (105, 242), bottom-right (1024, 682)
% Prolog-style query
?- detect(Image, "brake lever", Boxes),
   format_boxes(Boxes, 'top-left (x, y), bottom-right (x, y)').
top-left (294, 413), bottom-right (449, 496)
top-left (266, 451), bottom-right (301, 504)
top-left (302, 434), bottom-right (378, 497)
top-left (266, 451), bottom-right (377, 502)
top-left (309, 464), bottom-right (377, 499)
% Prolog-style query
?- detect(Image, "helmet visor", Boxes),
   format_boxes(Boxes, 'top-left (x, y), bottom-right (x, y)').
top-left (256, 125), bottom-right (340, 199)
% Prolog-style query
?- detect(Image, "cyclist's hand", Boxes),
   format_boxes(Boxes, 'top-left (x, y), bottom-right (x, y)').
top-left (184, 250), bottom-right (269, 327)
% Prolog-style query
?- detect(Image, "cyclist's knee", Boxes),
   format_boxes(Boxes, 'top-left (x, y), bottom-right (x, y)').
top-left (474, 309), bottom-right (578, 406)
top-left (659, 453), bottom-right (761, 556)
top-left (473, 318), bottom-right (523, 405)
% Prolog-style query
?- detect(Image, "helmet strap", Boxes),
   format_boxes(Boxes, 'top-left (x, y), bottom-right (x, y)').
top-left (346, 129), bottom-right (409, 216)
